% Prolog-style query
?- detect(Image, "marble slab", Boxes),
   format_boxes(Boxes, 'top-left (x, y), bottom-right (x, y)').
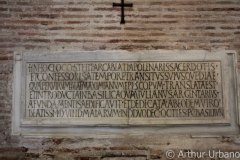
top-left (11, 50), bottom-right (239, 136)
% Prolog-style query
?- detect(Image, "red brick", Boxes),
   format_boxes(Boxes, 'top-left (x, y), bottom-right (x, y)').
top-left (0, 147), bottom-right (28, 153)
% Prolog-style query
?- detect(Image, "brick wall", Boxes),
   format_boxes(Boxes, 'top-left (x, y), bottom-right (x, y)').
top-left (0, 0), bottom-right (240, 159)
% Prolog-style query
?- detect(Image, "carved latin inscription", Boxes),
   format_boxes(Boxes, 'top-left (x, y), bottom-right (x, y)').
top-left (25, 61), bottom-right (223, 124)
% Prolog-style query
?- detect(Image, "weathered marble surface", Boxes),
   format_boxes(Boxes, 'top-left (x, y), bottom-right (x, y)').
top-left (12, 50), bottom-right (239, 136)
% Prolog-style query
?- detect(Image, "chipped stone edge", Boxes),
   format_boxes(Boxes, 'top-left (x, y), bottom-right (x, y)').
top-left (12, 52), bottom-right (22, 135)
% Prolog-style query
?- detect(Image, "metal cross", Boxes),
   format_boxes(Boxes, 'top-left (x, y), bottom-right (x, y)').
top-left (113, 0), bottom-right (133, 24)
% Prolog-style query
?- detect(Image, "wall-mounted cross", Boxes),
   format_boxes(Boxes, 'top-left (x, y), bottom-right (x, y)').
top-left (113, 0), bottom-right (133, 24)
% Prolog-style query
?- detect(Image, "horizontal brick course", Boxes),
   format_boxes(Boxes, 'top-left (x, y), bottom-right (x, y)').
top-left (0, 0), bottom-right (239, 51)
